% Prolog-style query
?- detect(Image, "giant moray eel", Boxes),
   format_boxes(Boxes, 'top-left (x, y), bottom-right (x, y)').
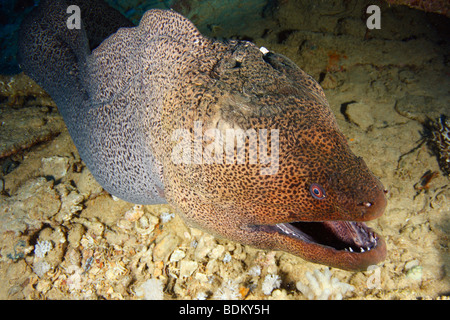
top-left (18, 0), bottom-right (387, 270)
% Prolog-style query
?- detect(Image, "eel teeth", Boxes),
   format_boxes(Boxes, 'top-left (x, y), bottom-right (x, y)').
top-left (345, 246), bottom-right (374, 253)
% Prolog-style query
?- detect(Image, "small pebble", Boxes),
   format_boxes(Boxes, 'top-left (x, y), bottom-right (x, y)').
top-left (406, 265), bottom-right (423, 281)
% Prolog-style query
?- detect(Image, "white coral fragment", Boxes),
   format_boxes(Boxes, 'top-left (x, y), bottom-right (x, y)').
top-left (136, 279), bottom-right (164, 300)
top-left (195, 291), bottom-right (208, 300)
top-left (160, 211), bottom-right (175, 223)
top-left (222, 252), bottom-right (231, 263)
top-left (124, 205), bottom-right (144, 222)
top-left (262, 274), bottom-right (281, 295)
top-left (248, 265), bottom-right (261, 277)
top-left (296, 268), bottom-right (354, 300)
top-left (33, 260), bottom-right (51, 277)
top-left (213, 280), bottom-right (242, 300)
top-left (34, 240), bottom-right (53, 258)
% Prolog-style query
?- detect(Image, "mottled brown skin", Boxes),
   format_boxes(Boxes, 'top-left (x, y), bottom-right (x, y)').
top-left (159, 41), bottom-right (387, 270)
top-left (19, 3), bottom-right (387, 271)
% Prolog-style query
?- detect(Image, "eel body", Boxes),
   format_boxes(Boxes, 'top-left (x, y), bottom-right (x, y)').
top-left (19, 0), bottom-right (387, 270)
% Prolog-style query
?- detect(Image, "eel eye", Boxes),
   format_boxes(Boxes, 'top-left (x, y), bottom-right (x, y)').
top-left (310, 183), bottom-right (326, 200)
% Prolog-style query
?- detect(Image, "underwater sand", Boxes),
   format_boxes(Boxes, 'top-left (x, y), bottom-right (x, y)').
top-left (0, 0), bottom-right (448, 299)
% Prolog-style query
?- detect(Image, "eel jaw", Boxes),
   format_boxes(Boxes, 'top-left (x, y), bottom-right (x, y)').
top-left (276, 221), bottom-right (380, 253)
top-left (260, 220), bottom-right (386, 271)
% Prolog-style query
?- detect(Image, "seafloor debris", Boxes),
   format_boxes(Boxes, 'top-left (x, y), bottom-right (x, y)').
top-left (262, 274), bottom-right (281, 295)
top-left (34, 240), bottom-right (53, 259)
top-left (213, 279), bottom-right (242, 300)
top-left (0, 105), bottom-right (64, 159)
top-left (0, 74), bottom-right (54, 107)
top-left (6, 239), bottom-right (27, 261)
top-left (414, 170), bottom-right (440, 192)
top-left (33, 260), bottom-right (51, 278)
top-left (0, 75), bottom-right (64, 159)
top-left (296, 268), bottom-right (354, 300)
top-left (425, 115), bottom-right (450, 176)
top-left (135, 278), bottom-right (164, 300)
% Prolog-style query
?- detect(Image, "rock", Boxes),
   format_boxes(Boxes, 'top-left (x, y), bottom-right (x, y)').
top-left (194, 234), bottom-right (216, 260)
top-left (41, 156), bottom-right (70, 180)
top-left (124, 205), bottom-right (144, 222)
top-left (54, 184), bottom-right (85, 223)
top-left (0, 178), bottom-right (60, 233)
top-left (345, 102), bottom-right (375, 131)
top-left (394, 95), bottom-right (446, 123)
top-left (406, 265), bottom-right (423, 281)
top-left (398, 69), bottom-right (417, 84)
top-left (180, 260), bottom-right (198, 278)
top-left (76, 168), bottom-right (104, 197)
top-left (67, 223), bottom-right (86, 248)
top-left (153, 233), bottom-right (180, 261)
top-left (135, 214), bottom-right (159, 235)
top-left (170, 249), bottom-right (186, 262)
top-left (209, 245), bottom-right (225, 260)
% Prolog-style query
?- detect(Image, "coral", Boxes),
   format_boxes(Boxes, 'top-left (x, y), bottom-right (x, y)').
top-left (222, 252), bottom-right (232, 263)
top-left (195, 292), bottom-right (208, 300)
top-left (326, 51), bottom-right (347, 72)
top-left (134, 214), bottom-right (159, 235)
top-left (209, 244), bottom-right (225, 259)
top-left (160, 211), bottom-right (175, 223)
top-left (0, 178), bottom-right (61, 234)
top-left (213, 279), bottom-right (242, 300)
top-left (262, 274), bottom-right (281, 296)
top-left (65, 265), bottom-right (84, 292)
top-left (33, 260), bottom-right (51, 277)
top-left (5, 239), bottom-right (27, 261)
top-left (193, 234), bottom-right (215, 260)
top-left (41, 156), bottom-right (70, 180)
top-left (136, 279), bottom-right (164, 300)
top-left (124, 205), bottom-right (144, 222)
top-left (248, 265), bottom-right (261, 277)
top-left (34, 240), bottom-right (53, 258)
top-left (179, 260), bottom-right (198, 278)
top-left (296, 268), bottom-right (354, 300)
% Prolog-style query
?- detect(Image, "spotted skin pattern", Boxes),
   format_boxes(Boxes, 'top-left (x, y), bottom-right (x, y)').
top-left (19, 1), bottom-right (387, 270)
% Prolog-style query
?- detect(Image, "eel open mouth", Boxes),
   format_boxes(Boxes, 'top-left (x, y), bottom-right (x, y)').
top-left (274, 220), bottom-right (379, 253)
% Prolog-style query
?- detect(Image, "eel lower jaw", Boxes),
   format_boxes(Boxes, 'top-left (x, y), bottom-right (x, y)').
top-left (266, 220), bottom-right (387, 270)
top-left (274, 220), bottom-right (380, 253)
